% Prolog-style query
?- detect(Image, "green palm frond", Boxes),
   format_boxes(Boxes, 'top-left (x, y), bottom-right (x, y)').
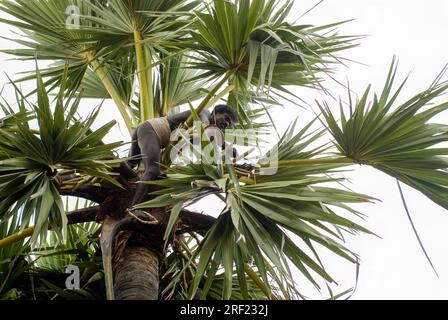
top-left (71, 54), bottom-right (136, 104)
top-left (0, 0), bottom-right (140, 130)
top-left (1, 0), bottom-right (440, 302)
top-left (138, 120), bottom-right (373, 299)
top-left (155, 55), bottom-right (208, 116)
top-left (205, 272), bottom-right (272, 300)
top-left (32, 222), bottom-right (100, 273)
top-left (23, 198), bottom-right (103, 300)
top-left (187, 0), bottom-right (357, 96)
top-left (0, 68), bottom-right (122, 244)
top-left (0, 0), bottom-right (357, 128)
top-left (226, 88), bottom-right (281, 134)
top-left (25, 219), bottom-right (103, 300)
top-left (80, 0), bottom-right (200, 49)
top-left (161, 234), bottom-right (270, 300)
top-left (0, 215), bottom-right (30, 299)
top-left (0, 0), bottom-right (99, 91)
top-left (78, 0), bottom-right (201, 119)
top-left (0, 103), bottom-right (33, 130)
top-left (319, 58), bottom-right (448, 210)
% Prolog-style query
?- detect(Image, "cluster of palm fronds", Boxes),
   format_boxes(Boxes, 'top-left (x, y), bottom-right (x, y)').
top-left (137, 122), bottom-right (373, 299)
top-left (0, 0), bottom-right (356, 128)
top-left (0, 199), bottom-right (104, 300)
top-left (0, 69), bottom-right (122, 244)
top-left (0, 0), bottom-right (447, 301)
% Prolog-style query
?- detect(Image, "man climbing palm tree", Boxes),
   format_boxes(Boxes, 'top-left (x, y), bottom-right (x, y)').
top-left (129, 104), bottom-right (238, 205)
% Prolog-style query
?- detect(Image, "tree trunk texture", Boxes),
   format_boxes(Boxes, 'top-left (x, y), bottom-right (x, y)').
top-left (113, 245), bottom-right (159, 300)
top-left (97, 190), bottom-right (215, 300)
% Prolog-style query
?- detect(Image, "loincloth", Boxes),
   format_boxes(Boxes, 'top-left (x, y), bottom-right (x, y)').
top-left (147, 117), bottom-right (171, 148)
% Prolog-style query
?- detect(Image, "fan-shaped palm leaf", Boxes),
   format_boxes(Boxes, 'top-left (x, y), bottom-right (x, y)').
top-left (0, 68), bottom-right (122, 244)
top-left (319, 58), bottom-right (448, 210)
top-left (187, 0), bottom-right (357, 97)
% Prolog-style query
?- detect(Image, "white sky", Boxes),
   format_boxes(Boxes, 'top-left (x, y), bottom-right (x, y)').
top-left (1, 0), bottom-right (448, 299)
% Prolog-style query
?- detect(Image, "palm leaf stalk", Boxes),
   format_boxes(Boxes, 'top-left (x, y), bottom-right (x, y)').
top-left (86, 52), bottom-right (134, 132)
top-left (134, 29), bottom-right (155, 120)
top-left (68, 0), bottom-right (201, 119)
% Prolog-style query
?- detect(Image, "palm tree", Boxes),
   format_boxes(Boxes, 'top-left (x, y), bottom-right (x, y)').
top-left (0, 0), bottom-right (447, 300)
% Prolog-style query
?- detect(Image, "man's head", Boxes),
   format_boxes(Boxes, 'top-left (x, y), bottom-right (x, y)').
top-left (210, 104), bottom-right (238, 129)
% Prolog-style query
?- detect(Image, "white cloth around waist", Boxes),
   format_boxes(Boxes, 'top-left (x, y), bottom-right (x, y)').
top-left (146, 117), bottom-right (171, 148)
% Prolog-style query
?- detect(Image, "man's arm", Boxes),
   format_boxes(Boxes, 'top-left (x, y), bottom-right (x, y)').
top-left (199, 110), bottom-right (211, 125)
top-left (168, 109), bottom-right (211, 127)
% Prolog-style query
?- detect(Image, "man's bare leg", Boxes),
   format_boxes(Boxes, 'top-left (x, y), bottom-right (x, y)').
top-left (131, 122), bottom-right (162, 205)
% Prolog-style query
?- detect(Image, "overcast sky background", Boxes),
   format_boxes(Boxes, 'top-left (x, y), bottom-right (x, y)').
top-left (1, 0), bottom-right (448, 299)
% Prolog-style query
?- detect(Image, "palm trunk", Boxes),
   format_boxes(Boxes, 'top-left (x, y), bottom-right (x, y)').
top-left (113, 245), bottom-right (159, 300)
